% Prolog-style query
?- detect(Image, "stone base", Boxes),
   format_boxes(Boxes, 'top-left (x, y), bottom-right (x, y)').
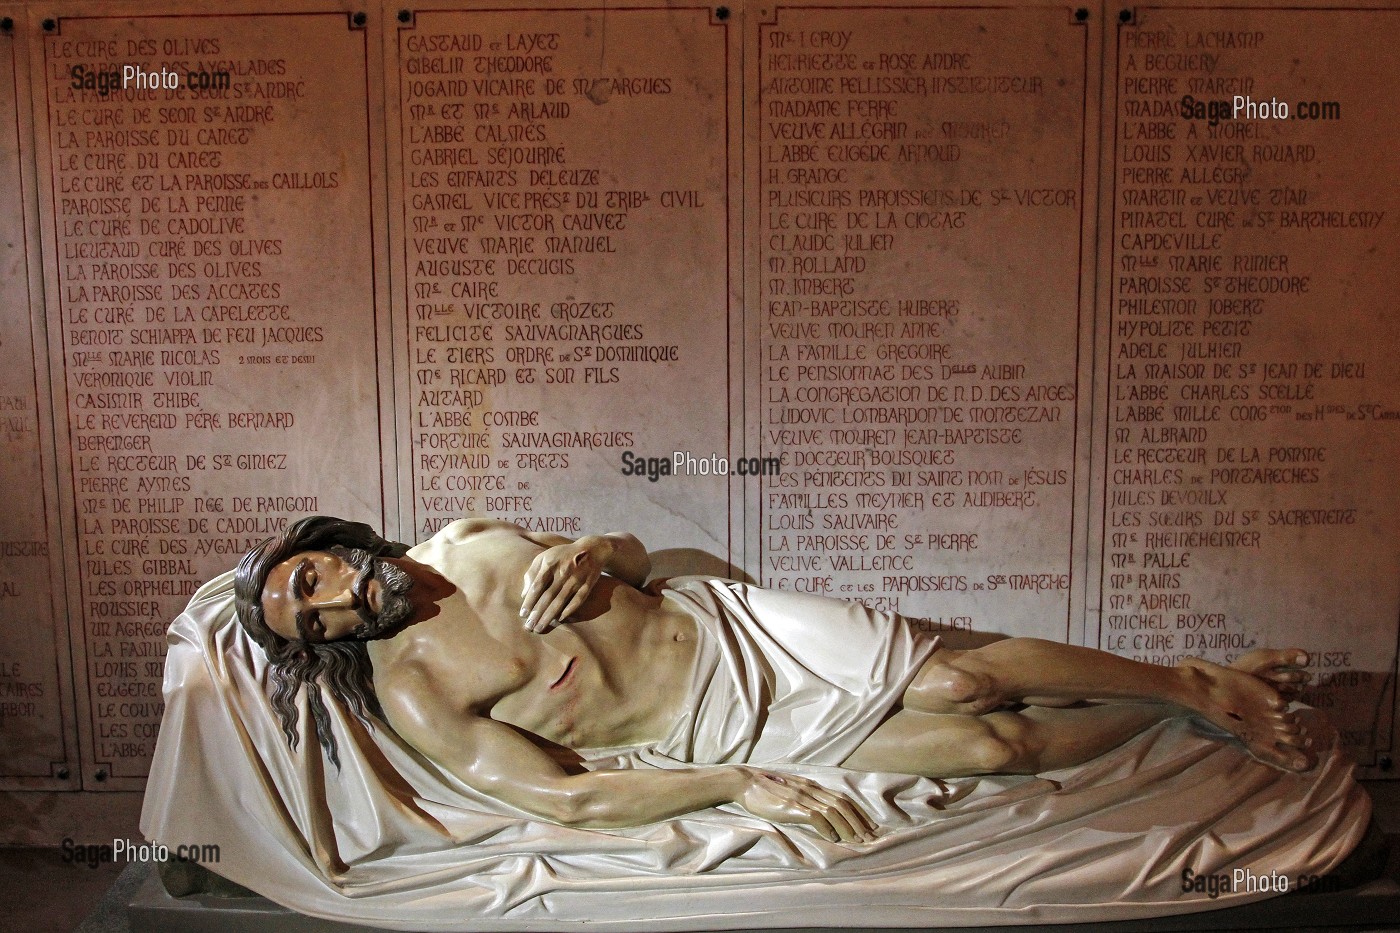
top-left (129, 868), bottom-right (367, 932)
top-left (124, 842), bottom-right (1400, 933)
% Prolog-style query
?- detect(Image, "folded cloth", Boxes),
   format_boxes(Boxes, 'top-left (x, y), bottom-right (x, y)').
top-left (651, 578), bottom-right (942, 765)
top-left (142, 570), bottom-right (1372, 931)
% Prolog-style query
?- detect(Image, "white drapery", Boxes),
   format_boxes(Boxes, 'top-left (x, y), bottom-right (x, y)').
top-left (141, 571), bottom-right (1370, 931)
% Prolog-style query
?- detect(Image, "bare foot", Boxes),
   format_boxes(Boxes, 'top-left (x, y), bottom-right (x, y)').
top-left (1178, 656), bottom-right (1315, 771)
top-left (1232, 648), bottom-right (1312, 700)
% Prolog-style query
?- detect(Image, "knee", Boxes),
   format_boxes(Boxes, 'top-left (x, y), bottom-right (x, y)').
top-left (965, 732), bottom-right (1020, 773)
top-left (967, 717), bottom-right (1040, 774)
top-left (907, 654), bottom-right (999, 713)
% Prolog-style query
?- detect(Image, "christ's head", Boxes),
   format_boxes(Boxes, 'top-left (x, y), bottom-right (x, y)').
top-left (234, 516), bottom-right (412, 766)
top-left (259, 544), bottom-right (415, 644)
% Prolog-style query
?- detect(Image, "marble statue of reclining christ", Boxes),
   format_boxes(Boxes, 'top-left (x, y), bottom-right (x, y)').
top-left (138, 514), bottom-right (1370, 930)
top-left (234, 515), bottom-right (1324, 838)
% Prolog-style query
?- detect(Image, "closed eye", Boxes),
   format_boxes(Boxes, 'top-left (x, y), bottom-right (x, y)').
top-left (292, 558), bottom-right (318, 598)
top-left (294, 608), bottom-right (324, 642)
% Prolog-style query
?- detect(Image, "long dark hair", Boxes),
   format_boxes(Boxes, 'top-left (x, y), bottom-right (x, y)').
top-left (234, 516), bottom-right (409, 767)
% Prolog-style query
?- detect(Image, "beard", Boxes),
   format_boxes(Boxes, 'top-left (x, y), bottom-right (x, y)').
top-left (328, 545), bottom-right (415, 640)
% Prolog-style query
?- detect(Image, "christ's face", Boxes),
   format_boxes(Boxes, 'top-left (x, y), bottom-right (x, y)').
top-left (262, 547), bottom-right (414, 644)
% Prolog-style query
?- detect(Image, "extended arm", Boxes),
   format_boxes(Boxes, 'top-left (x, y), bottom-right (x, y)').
top-left (519, 531), bottom-right (650, 631)
top-left (380, 677), bottom-right (875, 842)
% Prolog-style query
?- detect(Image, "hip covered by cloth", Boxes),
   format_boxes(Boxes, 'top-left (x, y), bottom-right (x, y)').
top-left (654, 578), bottom-right (943, 767)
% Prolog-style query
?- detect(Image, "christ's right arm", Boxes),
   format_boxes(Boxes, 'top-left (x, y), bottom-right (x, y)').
top-left (518, 531), bottom-right (649, 632)
top-left (433, 519), bottom-right (649, 632)
top-left (378, 668), bottom-right (875, 843)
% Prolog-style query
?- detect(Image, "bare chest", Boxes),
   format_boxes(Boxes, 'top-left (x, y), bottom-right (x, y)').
top-left (372, 588), bottom-right (699, 752)
top-left (488, 596), bottom-right (699, 750)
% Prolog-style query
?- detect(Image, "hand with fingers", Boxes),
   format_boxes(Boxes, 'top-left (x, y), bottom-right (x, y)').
top-left (520, 537), bottom-right (612, 633)
top-left (734, 768), bottom-right (878, 844)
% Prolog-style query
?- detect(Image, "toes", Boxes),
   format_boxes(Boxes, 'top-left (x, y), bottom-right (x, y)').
top-left (1233, 648), bottom-right (1286, 674)
top-left (1255, 738), bottom-right (1313, 772)
top-left (1234, 648), bottom-right (1310, 676)
top-left (1254, 743), bottom-right (1299, 770)
top-left (1230, 651), bottom-right (1261, 673)
top-left (1256, 718), bottom-right (1315, 770)
top-left (1267, 673), bottom-right (1310, 694)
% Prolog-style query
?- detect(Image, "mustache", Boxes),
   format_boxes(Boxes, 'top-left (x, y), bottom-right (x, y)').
top-left (329, 546), bottom-right (415, 639)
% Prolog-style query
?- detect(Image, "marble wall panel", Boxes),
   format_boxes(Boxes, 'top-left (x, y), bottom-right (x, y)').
top-left (386, 2), bottom-right (739, 563)
top-left (28, 1), bottom-right (392, 787)
top-left (745, 2), bottom-right (1099, 642)
top-left (1095, 3), bottom-right (1400, 773)
top-left (0, 0), bottom-right (1396, 801)
top-left (0, 3), bottom-right (79, 789)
